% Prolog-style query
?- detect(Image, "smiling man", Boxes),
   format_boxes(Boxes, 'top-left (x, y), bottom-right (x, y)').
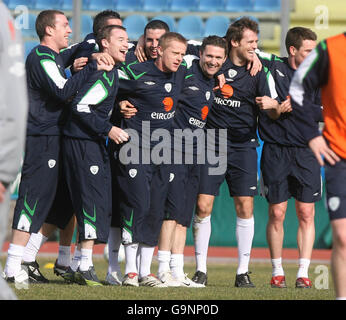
top-left (3, 10), bottom-right (110, 285)
top-left (62, 25), bottom-right (129, 286)
top-left (115, 32), bottom-right (188, 287)
top-left (192, 17), bottom-right (278, 288)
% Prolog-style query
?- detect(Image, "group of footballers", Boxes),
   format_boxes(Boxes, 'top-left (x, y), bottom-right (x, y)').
top-left (1, 7), bottom-right (345, 299)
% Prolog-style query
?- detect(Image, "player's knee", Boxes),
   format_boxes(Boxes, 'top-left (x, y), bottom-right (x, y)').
top-left (297, 206), bottom-right (315, 225)
top-left (196, 201), bottom-right (212, 218)
top-left (333, 227), bottom-right (346, 250)
top-left (268, 205), bottom-right (286, 223)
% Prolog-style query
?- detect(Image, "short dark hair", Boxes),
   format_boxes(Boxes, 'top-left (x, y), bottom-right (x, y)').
top-left (285, 27), bottom-right (317, 53)
top-left (144, 20), bottom-right (170, 37)
top-left (158, 32), bottom-right (187, 50)
top-left (96, 25), bottom-right (127, 51)
top-left (200, 35), bottom-right (228, 56)
top-left (35, 10), bottom-right (65, 41)
top-left (93, 10), bottom-right (121, 36)
top-left (225, 17), bottom-right (259, 47)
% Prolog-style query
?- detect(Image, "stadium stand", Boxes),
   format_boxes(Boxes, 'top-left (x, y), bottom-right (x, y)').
top-left (24, 40), bottom-right (39, 57)
top-left (224, 0), bottom-right (253, 12)
top-left (17, 12), bottom-right (37, 39)
top-left (253, 0), bottom-right (281, 12)
top-left (7, 0), bottom-right (35, 10)
top-left (85, 0), bottom-right (116, 11)
top-left (116, 0), bottom-right (142, 11)
top-left (34, 0), bottom-right (63, 10)
top-left (177, 15), bottom-right (204, 40)
top-left (143, 0), bottom-right (169, 12)
top-left (197, 0), bottom-right (224, 12)
top-left (203, 16), bottom-right (230, 37)
top-left (69, 14), bottom-right (93, 39)
top-left (151, 15), bottom-right (176, 32)
top-left (170, 0), bottom-right (198, 12)
top-left (123, 14), bottom-right (148, 40)
top-left (61, 0), bottom-right (73, 11)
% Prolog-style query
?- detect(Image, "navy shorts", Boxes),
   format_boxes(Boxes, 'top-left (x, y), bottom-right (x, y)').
top-left (325, 158), bottom-right (346, 220)
top-left (117, 159), bottom-right (170, 247)
top-left (199, 145), bottom-right (258, 197)
top-left (165, 164), bottom-right (201, 227)
top-left (63, 137), bottom-right (112, 244)
top-left (12, 135), bottom-right (72, 233)
top-left (260, 143), bottom-right (322, 204)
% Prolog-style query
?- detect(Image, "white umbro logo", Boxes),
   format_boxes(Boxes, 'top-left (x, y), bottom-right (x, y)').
top-left (144, 81), bottom-right (155, 85)
top-left (188, 86), bottom-right (199, 91)
top-left (250, 186), bottom-right (257, 190)
top-left (276, 69), bottom-right (285, 77)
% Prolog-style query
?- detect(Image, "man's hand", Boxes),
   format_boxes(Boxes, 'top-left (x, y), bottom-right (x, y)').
top-left (309, 136), bottom-right (340, 166)
top-left (256, 96), bottom-right (279, 110)
top-left (72, 57), bottom-right (88, 72)
top-left (0, 182), bottom-right (6, 203)
top-left (214, 74), bottom-right (225, 91)
top-left (119, 100), bottom-right (137, 119)
top-left (91, 52), bottom-right (115, 66)
top-left (108, 126), bottom-right (129, 144)
top-left (278, 96), bottom-right (292, 113)
top-left (247, 53), bottom-right (262, 76)
top-left (134, 35), bottom-right (147, 62)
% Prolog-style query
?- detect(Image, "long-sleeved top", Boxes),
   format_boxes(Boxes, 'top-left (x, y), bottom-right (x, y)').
top-left (289, 33), bottom-right (346, 159)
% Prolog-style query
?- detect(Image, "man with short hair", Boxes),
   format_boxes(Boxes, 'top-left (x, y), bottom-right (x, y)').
top-left (256, 27), bottom-right (322, 288)
top-left (156, 36), bottom-right (228, 287)
top-left (191, 17), bottom-right (278, 287)
top-left (62, 25), bottom-right (129, 286)
top-left (116, 32), bottom-right (188, 287)
top-left (289, 32), bottom-right (346, 300)
top-left (2, 10), bottom-right (110, 284)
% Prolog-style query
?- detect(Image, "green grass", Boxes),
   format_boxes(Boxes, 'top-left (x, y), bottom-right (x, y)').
top-left (1, 257), bottom-right (334, 300)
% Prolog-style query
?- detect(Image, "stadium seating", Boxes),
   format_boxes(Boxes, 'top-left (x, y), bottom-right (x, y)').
top-left (170, 0), bottom-right (198, 12)
top-left (17, 13), bottom-right (37, 39)
top-left (61, 0), bottom-right (73, 10)
top-left (24, 40), bottom-right (39, 57)
top-left (143, 0), bottom-right (169, 12)
top-left (224, 0), bottom-right (253, 12)
top-left (116, 0), bottom-right (142, 11)
top-left (253, 0), bottom-right (280, 12)
top-left (177, 15), bottom-right (203, 40)
top-left (69, 14), bottom-right (94, 39)
top-left (123, 15), bottom-right (148, 40)
top-left (34, 0), bottom-right (63, 10)
top-left (203, 16), bottom-right (230, 37)
top-left (151, 15), bottom-right (176, 32)
top-left (86, 0), bottom-right (116, 11)
top-left (7, 0), bottom-right (35, 10)
top-left (198, 0), bottom-right (225, 12)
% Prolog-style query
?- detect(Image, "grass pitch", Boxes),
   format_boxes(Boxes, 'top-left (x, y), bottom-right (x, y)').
top-left (1, 256), bottom-right (335, 301)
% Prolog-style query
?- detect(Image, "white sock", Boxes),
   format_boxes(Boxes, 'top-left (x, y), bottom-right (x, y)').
top-left (124, 243), bottom-right (139, 275)
top-left (57, 245), bottom-right (71, 267)
top-left (157, 250), bottom-right (171, 275)
top-left (107, 227), bottom-right (122, 274)
top-left (79, 248), bottom-right (93, 272)
top-left (170, 253), bottom-right (184, 279)
top-left (336, 297), bottom-right (346, 300)
top-left (296, 258), bottom-right (310, 279)
top-left (23, 232), bottom-right (48, 262)
top-left (70, 246), bottom-right (81, 272)
top-left (138, 244), bottom-right (155, 279)
top-left (193, 215), bottom-right (211, 274)
top-left (236, 216), bottom-right (254, 275)
top-left (5, 244), bottom-right (25, 277)
top-left (271, 257), bottom-right (285, 277)
top-left (22, 232), bottom-right (48, 263)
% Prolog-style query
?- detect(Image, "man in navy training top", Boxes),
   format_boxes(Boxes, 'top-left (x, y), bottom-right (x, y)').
top-left (256, 27), bottom-right (322, 289)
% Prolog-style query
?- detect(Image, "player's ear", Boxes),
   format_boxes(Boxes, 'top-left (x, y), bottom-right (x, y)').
top-left (289, 45), bottom-right (297, 56)
top-left (157, 45), bottom-right (163, 57)
top-left (101, 38), bottom-right (109, 50)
